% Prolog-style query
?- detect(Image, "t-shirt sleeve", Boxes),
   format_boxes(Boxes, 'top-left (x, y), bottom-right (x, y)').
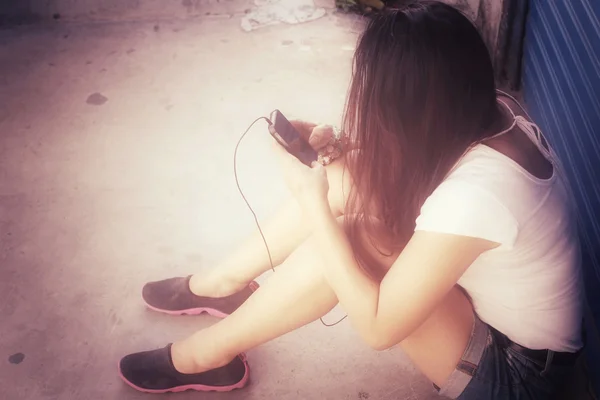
top-left (415, 179), bottom-right (519, 248)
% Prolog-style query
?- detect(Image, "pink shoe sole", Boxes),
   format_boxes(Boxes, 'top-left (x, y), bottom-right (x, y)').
top-left (143, 301), bottom-right (230, 318)
top-left (118, 354), bottom-right (250, 394)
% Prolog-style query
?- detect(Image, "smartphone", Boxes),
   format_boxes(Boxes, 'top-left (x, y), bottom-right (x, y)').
top-left (269, 110), bottom-right (318, 166)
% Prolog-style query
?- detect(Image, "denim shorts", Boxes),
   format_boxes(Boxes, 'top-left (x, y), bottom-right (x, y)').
top-left (434, 316), bottom-right (577, 400)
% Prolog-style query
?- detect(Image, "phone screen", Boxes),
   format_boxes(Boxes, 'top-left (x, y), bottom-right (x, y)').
top-left (270, 110), bottom-right (318, 166)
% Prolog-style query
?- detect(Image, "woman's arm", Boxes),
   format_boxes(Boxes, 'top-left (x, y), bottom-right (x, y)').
top-left (274, 140), bottom-right (499, 350)
top-left (307, 201), bottom-right (498, 350)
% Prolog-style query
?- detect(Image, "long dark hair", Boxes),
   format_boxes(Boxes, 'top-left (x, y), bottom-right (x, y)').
top-left (343, 1), bottom-right (501, 279)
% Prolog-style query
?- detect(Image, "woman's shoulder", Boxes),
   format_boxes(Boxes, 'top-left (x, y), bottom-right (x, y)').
top-left (416, 145), bottom-right (568, 247)
top-left (416, 150), bottom-right (522, 247)
top-left (438, 144), bottom-right (566, 224)
top-left (449, 144), bottom-right (556, 188)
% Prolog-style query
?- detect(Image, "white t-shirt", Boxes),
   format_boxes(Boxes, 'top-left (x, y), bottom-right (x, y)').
top-left (415, 143), bottom-right (583, 353)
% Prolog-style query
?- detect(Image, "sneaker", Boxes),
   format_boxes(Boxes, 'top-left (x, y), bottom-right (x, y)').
top-left (119, 344), bottom-right (249, 393)
top-left (142, 276), bottom-right (259, 317)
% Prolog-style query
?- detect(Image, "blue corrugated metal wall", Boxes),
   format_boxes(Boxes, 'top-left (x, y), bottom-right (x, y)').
top-left (522, 0), bottom-right (600, 391)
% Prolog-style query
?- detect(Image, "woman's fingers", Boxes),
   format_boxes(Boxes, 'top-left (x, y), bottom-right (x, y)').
top-left (289, 120), bottom-right (335, 151)
top-left (308, 125), bottom-right (335, 150)
top-left (290, 120), bottom-right (317, 142)
top-left (271, 138), bottom-right (301, 167)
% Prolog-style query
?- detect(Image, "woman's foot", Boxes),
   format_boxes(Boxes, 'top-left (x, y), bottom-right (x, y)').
top-left (118, 344), bottom-right (249, 393)
top-left (142, 275), bottom-right (259, 317)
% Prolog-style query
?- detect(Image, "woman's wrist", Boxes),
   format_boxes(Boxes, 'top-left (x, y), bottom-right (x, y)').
top-left (317, 126), bottom-right (346, 166)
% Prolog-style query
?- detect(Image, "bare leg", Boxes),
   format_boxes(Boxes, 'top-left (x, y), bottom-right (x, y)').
top-left (190, 158), bottom-right (352, 297)
top-left (173, 225), bottom-right (474, 389)
top-left (174, 238), bottom-right (339, 372)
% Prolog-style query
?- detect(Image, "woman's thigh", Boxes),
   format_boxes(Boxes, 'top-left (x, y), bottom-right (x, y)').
top-left (399, 287), bottom-right (474, 388)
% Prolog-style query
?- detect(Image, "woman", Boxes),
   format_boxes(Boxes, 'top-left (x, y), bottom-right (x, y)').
top-left (119, 2), bottom-right (583, 399)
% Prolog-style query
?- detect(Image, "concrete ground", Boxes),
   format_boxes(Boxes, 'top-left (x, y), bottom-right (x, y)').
top-left (0, 7), bottom-right (442, 400)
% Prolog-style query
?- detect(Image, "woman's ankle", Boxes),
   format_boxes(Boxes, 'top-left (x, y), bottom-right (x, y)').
top-left (171, 339), bottom-right (235, 374)
top-left (189, 272), bottom-right (250, 298)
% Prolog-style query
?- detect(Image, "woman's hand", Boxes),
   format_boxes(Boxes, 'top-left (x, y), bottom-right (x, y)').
top-left (290, 120), bottom-right (346, 165)
top-left (273, 141), bottom-right (331, 216)
top-left (289, 120), bottom-right (336, 150)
